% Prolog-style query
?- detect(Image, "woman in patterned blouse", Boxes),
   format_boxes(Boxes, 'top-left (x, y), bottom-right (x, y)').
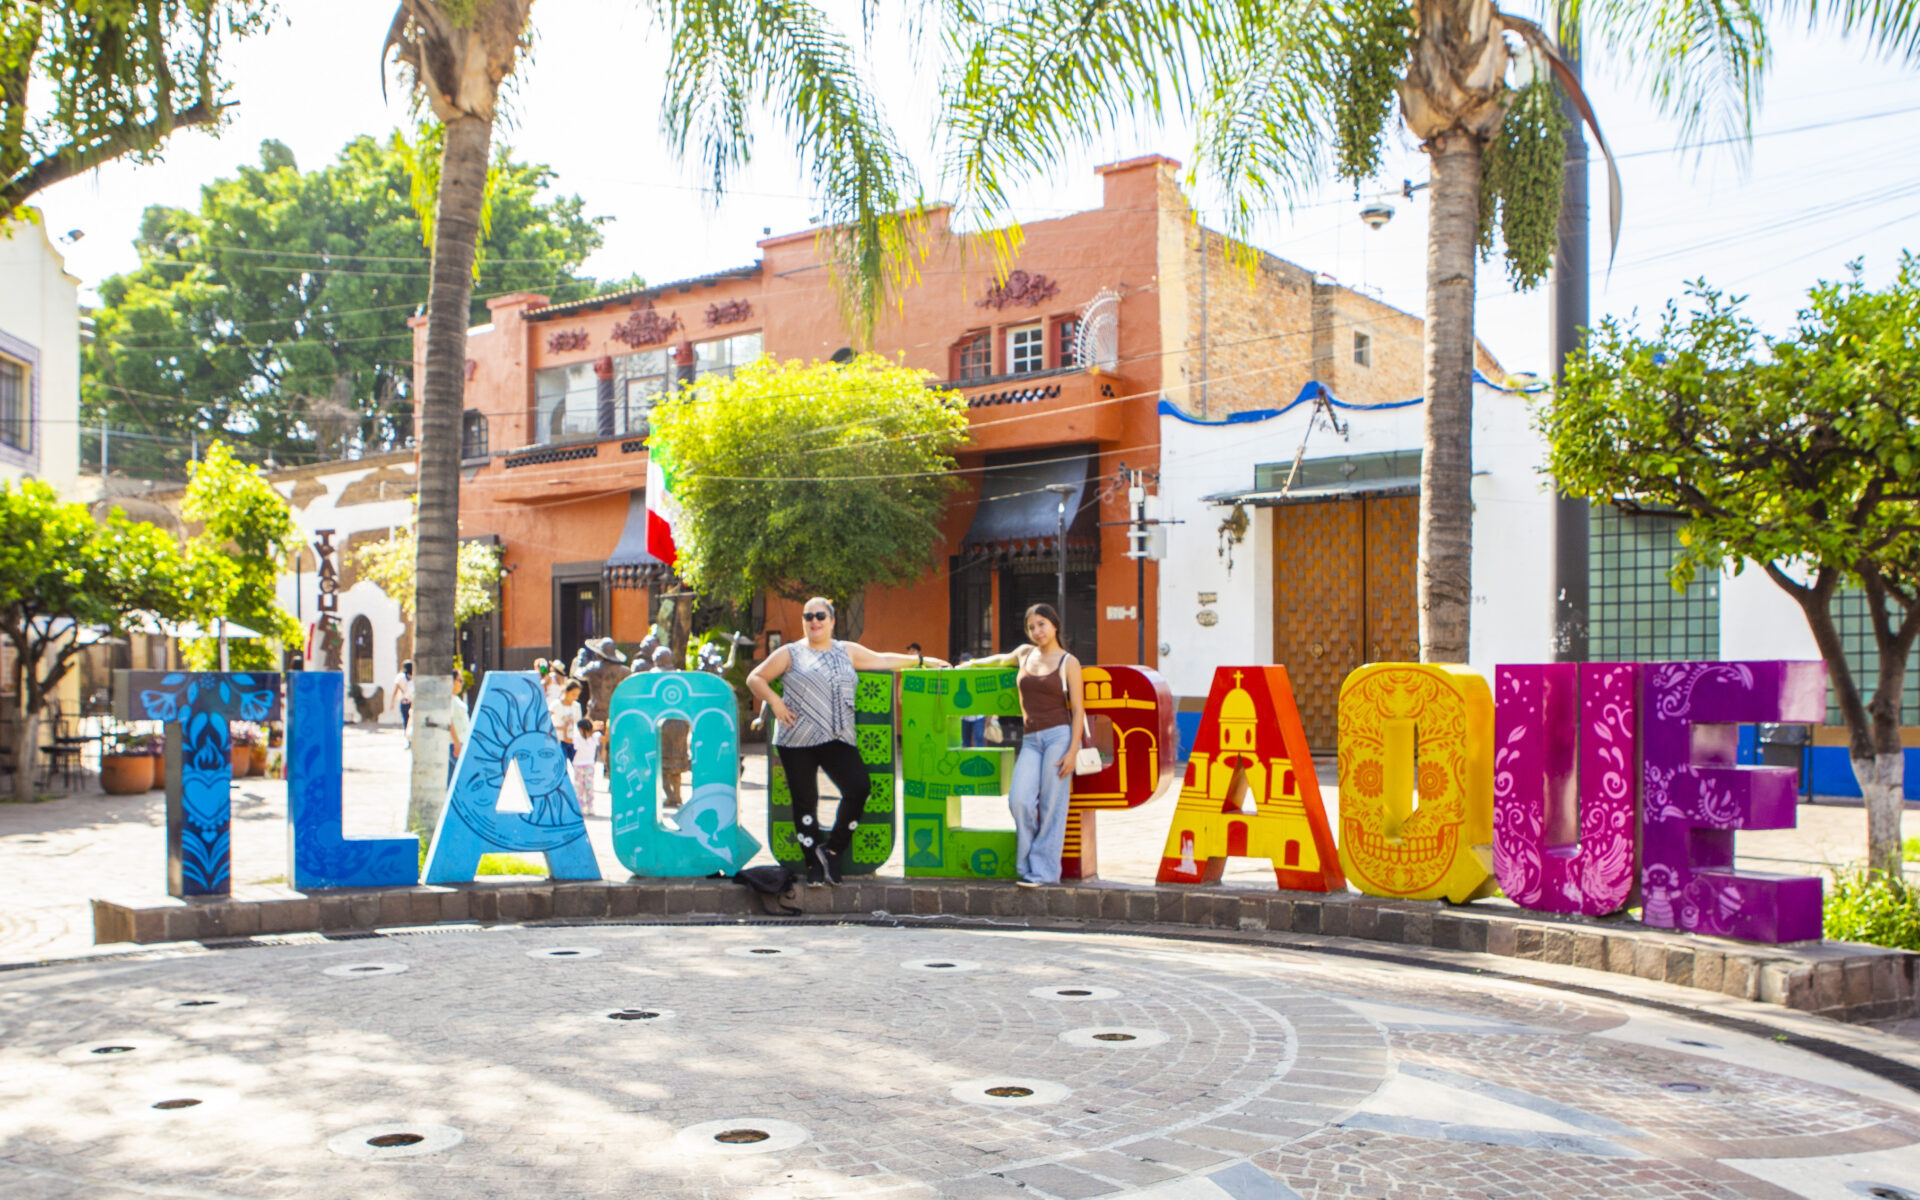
top-left (747, 597), bottom-right (948, 885)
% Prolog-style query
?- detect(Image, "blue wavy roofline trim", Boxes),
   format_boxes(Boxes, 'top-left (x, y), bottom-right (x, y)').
top-left (1157, 371), bottom-right (1540, 426)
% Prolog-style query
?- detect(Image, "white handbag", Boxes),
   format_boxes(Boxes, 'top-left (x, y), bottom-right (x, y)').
top-left (1073, 732), bottom-right (1104, 775)
top-left (1067, 667), bottom-right (1102, 774)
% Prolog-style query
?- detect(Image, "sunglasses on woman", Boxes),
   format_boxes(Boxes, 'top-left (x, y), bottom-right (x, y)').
top-left (803, 611), bottom-right (831, 622)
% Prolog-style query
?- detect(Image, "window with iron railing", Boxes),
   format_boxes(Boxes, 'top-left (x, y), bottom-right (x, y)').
top-left (0, 356), bottom-right (26, 451)
top-left (1055, 318), bottom-right (1080, 368)
top-left (461, 409), bottom-right (489, 460)
top-left (954, 331), bottom-right (991, 381)
top-left (535, 332), bottom-right (765, 445)
top-left (1008, 323), bottom-right (1045, 376)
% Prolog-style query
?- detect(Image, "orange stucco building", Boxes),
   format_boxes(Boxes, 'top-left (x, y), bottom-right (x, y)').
top-left (420, 155), bottom-right (1453, 679)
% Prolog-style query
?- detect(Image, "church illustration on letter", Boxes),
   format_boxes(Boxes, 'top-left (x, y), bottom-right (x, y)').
top-left (1156, 666), bottom-right (1343, 892)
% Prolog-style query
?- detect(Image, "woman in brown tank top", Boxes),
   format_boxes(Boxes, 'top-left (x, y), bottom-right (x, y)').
top-left (965, 603), bottom-right (1086, 886)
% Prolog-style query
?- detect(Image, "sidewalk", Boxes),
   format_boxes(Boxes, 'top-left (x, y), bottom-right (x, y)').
top-left (0, 725), bottom-right (1908, 962)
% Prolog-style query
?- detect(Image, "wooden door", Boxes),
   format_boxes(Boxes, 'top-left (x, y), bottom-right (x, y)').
top-left (1272, 501), bottom-right (1363, 748)
top-left (1272, 495), bottom-right (1418, 750)
top-left (1364, 496), bottom-right (1420, 663)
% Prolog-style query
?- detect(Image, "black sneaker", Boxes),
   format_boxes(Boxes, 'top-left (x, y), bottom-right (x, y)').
top-left (802, 849), bottom-right (826, 887)
top-left (812, 843), bottom-right (842, 886)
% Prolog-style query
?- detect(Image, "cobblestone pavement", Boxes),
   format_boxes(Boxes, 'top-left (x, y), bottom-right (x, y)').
top-left (2, 925), bottom-right (1917, 1199)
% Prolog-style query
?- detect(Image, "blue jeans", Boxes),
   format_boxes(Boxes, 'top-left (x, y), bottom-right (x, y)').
top-left (1008, 724), bottom-right (1074, 884)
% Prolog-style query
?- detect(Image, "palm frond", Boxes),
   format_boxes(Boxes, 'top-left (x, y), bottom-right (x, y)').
top-left (1581, 0), bottom-right (1769, 152)
top-left (940, 0), bottom-right (1269, 223)
top-left (656, 0), bottom-right (918, 335)
top-left (1190, 0), bottom-right (1346, 248)
top-left (1793, 0), bottom-right (1920, 60)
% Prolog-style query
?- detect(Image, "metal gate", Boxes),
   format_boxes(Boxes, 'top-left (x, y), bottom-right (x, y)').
top-left (1271, 494), bottom-right (1418, 749)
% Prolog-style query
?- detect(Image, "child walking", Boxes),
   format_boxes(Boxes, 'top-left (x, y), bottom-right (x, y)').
top-left (572, 718), bottom-right (602, 814)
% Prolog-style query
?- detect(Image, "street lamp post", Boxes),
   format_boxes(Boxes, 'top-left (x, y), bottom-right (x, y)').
top-left (1045, 482), bottom-right (1077, 648)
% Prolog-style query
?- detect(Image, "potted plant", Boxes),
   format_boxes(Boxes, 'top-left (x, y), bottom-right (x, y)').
top-left (100, 732), bottom-right (157, 795)
top-left (230, 723), bottom-right (261, 775)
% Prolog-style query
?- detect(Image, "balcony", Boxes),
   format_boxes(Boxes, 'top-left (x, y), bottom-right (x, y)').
top-left (473, 432), bottom-right (652, 505)
top-left (949, 367), bottom-right (1127, 453)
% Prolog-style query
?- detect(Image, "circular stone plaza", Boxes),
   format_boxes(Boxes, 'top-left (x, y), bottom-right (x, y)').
top-left (5, 919), bottom-right (1920, 1200)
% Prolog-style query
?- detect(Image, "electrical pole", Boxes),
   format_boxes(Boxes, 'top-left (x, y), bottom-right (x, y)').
top-left (1550, 3), bottom-right (1590, 663)
top-left (1107, 464), bottom-right (1178, 666)
top-left (1045, 483), bottom-right (1076, 643)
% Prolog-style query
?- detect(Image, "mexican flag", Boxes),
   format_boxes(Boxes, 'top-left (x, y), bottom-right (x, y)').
top-left (645, 437), bottom-right (682, 568)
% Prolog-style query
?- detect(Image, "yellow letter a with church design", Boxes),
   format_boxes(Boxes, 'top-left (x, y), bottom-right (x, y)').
top-left (1156, 666), bottom-right (1344, 892)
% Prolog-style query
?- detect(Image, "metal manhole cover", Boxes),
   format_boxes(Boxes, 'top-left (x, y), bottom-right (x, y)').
top-left (1029, 985), bottom-right (1120, 1001)
top-left (949, 1078), bottom-right (1071, 1107)
top-left (328, 1123), bottom-right (463, 1159)
top-left (674, 1118), bottom-right (809, 1155)
top-left (527, 947), bottom-right (603, 960)
top-left (605, 1008), bottom-right (676, 1022)
top-left (725, 945), bottom-right (804, 959)
top-left (1060, 1026), bottom-right (1168, 1048)
top-left (155, 995), bottom-right (248, 1012)
top-left (322, 962), bottom-right (409, 978)
top-left (59, 1036), bottom-right (175, 1064)
top-left (902, 958), bottom-right (982, 973)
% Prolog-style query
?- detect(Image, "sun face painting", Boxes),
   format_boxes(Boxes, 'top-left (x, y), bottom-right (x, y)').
top-left (422, 673), bottom-right (600, 884)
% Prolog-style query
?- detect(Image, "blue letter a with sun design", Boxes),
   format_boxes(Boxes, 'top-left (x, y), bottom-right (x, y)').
top-left (609, 671), bottom-right (760, 876)
top-left (422, 672), bottom-right (600, 884)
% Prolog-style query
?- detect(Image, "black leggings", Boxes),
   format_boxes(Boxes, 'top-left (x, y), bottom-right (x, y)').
top-left (775, 739), bottom-right (870, 857)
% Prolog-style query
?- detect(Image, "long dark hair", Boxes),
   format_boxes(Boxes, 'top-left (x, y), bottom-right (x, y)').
top-left (1023, 603), bottom-right (1065, 647)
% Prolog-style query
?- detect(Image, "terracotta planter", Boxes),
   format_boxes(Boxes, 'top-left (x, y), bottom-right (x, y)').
top-left (101, 754), bottom-right (155, 795)
top-left (230, 745), bottom-right (248, 775)
top-left (248, 744), bottom-right (268, 776)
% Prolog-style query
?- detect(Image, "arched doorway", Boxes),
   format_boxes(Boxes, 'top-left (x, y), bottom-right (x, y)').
top-left (349, 615), bottom-right (375, 689)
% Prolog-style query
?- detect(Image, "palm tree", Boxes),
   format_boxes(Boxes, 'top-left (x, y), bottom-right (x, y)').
top-left (382, 0), bottom-right (917, 830)
top-left (382, 0), bottom-right (535, 833)
top-left (943, 0), bottom-right (1912, 662)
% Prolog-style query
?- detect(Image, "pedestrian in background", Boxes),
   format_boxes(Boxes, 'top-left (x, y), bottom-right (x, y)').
top-left (572, 718), bottom-right (602, 814)
top-left (965, 603), bottom-right (1086, 887)
top-left (553, 682), bottom-right (583, 760)
top-left (746, 596), bottom-right (948, 885)
top-left (391, 660), bottom-right (414, 734)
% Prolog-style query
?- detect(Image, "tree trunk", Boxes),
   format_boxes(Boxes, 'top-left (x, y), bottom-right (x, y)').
top-left (1862, 616), bottom-right (1912, 875)
top-left (1855, 751), bottom-right (1905, 876)
top-left (1418, 130), bottom-right (1482, 663)
top-left (408, 112), bottom-right (493, 830)
top-left (11, 688), bottom-right (34, 803)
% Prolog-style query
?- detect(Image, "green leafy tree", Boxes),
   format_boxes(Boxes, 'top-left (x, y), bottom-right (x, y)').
top-left (650, 356), bottom-right (968, 635)
top-left (179, 440), bottom-right (298, 669)
top-left (0, 481), bottom-right (189, 799)
top-left (384, 0), bottom-right (921, 826)
top-left (1542, 260), bottom-right (1920, 874)
top-left (354, 518), bottom-right (503, 627)
top-left (1, 0), bottom-right (273, 220)
top-left (943, 0), bottom-right (1920, 662)
top-left (84, 133), bottom-right (606, 477)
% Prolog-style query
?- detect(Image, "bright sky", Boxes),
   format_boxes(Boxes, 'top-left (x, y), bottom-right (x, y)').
top-left (28, 0), bottom-right (1920, 379)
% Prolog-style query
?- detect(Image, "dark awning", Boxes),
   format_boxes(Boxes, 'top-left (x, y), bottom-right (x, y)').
top-left (961, 447), bottom-right (1100, 562)
top-left (1206, 449), bottom-right (1422, 507)
top-left (605, 489), bottom-right (668, 588)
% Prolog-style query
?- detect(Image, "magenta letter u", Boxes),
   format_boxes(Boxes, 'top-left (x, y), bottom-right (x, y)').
top-left (1640, 661), bottom-right (1826, 943)
top-left (1494, 663), bottom-right (1640, 916)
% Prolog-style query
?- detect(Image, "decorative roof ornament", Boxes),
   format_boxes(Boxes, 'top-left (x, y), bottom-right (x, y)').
top-left (611, 304), bottom-right (685, 348)
top-left (1075, 290), bottom-right (1121, 372)
top-left (976, 269), bottom-right (1059, 310)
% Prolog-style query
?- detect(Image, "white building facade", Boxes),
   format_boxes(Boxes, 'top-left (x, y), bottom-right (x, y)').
top-left (1151, 375), bottom-right (1882, 795)
top-left (0, 214), bottom-right (81, 494)
top-left (269, 453), bottom-right (417, 724)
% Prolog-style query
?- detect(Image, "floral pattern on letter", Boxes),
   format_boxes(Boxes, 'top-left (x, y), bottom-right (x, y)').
top-left (1638, 660), bottom-right (1827, 943)
top-left (1492, 664), bottom-right (1639, 916)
